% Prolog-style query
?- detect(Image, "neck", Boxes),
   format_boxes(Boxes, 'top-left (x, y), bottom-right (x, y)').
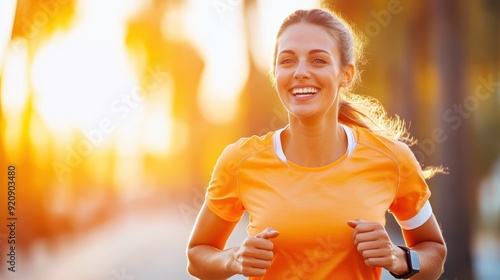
top-left (282, 111), bottom-right (347, 167)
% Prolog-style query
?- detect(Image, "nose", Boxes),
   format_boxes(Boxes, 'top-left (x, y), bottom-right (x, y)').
top-left (293, 60), bottom-right (310, 80)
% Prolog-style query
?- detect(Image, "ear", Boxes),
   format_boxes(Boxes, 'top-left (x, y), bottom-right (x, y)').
top-left (340, 64), bottom-right (355, 87)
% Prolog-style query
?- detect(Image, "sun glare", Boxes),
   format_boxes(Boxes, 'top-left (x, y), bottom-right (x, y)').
top-left (31, 18), bottom-right (138, 135)
top-left (2, 0), bottom-right (320, 186)
top-left (251, 0), bottom-right (319, 73)
top-left (140, 88), bottom-right (173, 156)
top-left (1, 39), bottom-right (29, 157)
top-left (1, 40), bottom-right (28, 117)
top-left (0, 0), bottom-right (17, 69)
top-left (184, 0), bottom-right (249, 125)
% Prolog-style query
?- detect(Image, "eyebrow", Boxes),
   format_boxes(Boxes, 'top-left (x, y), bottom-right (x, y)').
top-left (278, 49), bottom-right (332, 56)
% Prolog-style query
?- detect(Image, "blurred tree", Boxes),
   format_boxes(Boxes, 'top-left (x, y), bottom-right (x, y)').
top-left (431, 0), bottom-right (473, 278)
top-left (241, 0), bottom-right (285, 136)
top-left (1, 0), bottom-right (77, 261)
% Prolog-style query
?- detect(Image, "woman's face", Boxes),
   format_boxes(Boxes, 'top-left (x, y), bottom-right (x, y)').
top-left (275, 23), bottom-right (347, 121)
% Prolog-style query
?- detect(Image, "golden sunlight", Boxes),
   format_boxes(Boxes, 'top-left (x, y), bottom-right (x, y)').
top-left (0, 0), bottom-right (17, 68)
top-left (0, 1), bottom-right (497, 279)
top-left (31, 16), bottom-right (138, 134)
top-left (250, 0), bottom-right (319, 72)
top-left (184, 0), bottom-right (249, 124)
top-left (1, 39), bottom-right (29, 158)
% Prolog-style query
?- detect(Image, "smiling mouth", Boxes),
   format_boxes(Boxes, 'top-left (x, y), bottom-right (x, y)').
top-left (291, 87), bottom-right (319, 97)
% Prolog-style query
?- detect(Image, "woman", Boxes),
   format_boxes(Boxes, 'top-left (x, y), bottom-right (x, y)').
top-left (187, 8), bottom-right (446, 280)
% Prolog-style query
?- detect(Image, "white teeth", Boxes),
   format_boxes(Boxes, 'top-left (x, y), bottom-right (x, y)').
top-left (292, 87), bottom-right (318, 95)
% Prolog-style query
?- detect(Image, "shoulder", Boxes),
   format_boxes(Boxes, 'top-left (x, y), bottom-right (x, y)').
top-left (352, 126), bottom-right (417, 164)
top-left (217, 131), bottom-right (275, 165)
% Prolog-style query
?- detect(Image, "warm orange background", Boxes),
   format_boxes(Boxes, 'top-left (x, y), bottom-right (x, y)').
top-left (0, 0), bottom-right (498, 279)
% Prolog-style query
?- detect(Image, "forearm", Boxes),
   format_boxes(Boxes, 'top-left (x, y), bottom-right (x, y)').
top-left (187, 245), bottom-right (239, 280)
top-left (409, 241), bottom-right (446, 280)
top-left (388, 241), bottom-right (446, 279)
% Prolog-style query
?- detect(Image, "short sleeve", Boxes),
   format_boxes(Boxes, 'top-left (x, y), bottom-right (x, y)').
top-left (205, 142), bottom-right (245, 222)
top-left (388, 143), bottom-right (432, 230)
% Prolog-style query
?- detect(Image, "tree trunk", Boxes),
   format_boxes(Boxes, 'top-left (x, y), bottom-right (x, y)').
top-left (431, 0), bottom-right (474, 278)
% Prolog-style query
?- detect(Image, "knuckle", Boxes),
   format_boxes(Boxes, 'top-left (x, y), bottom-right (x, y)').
top-left (243, 238), bottom-right (253, 246)
top-left (241, 257), bottom-right (252, 266)
top-left (241, 248), bottom-right (254, 257)
top-left (265, 260), bottom-right (272, 268)
top-left (353, 236), bottom-right (359, 245)
top-left (241, 267), bottom-right (255, 277)
top-left (266, 251), bottom-right (274, 260)
top-left (356, 243), bottom-right (363, 253)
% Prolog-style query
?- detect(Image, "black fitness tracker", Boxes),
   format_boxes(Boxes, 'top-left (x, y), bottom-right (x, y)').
top-left (390, 246), bottom-right (420, 279)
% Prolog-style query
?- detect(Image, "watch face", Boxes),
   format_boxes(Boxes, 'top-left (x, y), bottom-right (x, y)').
top-left (409, 250), bottom-right (421, 271)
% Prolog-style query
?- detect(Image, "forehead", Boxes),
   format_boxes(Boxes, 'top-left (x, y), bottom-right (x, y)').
top-left (277, 23), bottom-right (339, 54)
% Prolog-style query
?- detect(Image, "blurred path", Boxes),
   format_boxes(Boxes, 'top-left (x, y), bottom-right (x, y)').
top-left (0, 204), bottom-right (497, 280)
top-left (0, 205), bottom-right (247, 280)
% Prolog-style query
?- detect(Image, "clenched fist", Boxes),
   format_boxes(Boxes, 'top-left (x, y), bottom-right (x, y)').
top-left (233, 227), bottom-right (280, 277)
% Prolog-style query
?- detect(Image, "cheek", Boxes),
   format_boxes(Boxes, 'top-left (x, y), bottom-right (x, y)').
top-left (274, 73), bottom-right (287, 92)
top-left (274, 74), bottom-right (291, 106)
top-left (275, 68), bottom-right (293, 86)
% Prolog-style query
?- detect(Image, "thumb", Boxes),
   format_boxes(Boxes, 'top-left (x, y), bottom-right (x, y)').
top-left (347, 219), bottom-right (366, 229)
top-left (255, 227), bottom-right (280, 239)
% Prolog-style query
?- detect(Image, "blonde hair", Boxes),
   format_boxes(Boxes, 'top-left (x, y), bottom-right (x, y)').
top-left (271, 8), bottom-right (443, 178)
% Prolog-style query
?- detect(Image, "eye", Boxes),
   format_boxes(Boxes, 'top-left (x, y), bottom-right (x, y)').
top-left (279, 58), bottom-right (294, 65)
top-left (312, 58), bottom-right (327, 64)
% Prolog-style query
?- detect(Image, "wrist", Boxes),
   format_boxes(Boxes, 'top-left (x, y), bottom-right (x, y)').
top-left (225, 247), bottom-right (240, 275)
top-left (390, 246), bottom-right (421, 279)
top-left (390, 245), bottom-right (410, 275)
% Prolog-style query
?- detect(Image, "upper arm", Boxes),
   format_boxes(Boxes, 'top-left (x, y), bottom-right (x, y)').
top-left (401, 213), bottom-right (445, 248)
top-left (187, 201), bottom-right (239, 251)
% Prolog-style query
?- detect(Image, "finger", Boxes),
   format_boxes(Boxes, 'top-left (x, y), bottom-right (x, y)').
top-left (347, 219), bottom-right (360, 228)
top-left (255, 227), bottom-right (280, 240)
top-left (347, 219), bottom-right (375, 241)
top-left (353, 230), bottom-right (387, 245)
top-left (241, 244), bottom-right (274, 259)
top-left (347, 219), bottom-right (384, 232)
top-left (241, 267), bottom-right (267, 277)
top-left (240, 258), bottom-right (273, 269)
top-left (351, 222), bottom-right (385, 236)
top-left (244, 237), bottom-right (275, 251)
top-left (356, 238), bottom-right (392, 254)
top-left (357, 244), bottom-right (392, 259)
top-left (363, 256), bottom-right (395, 268)
top-left (347, 219), bottom-right (363, 228)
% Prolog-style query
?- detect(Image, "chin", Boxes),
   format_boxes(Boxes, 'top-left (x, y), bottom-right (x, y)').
top-left (289, 109), bottom-right (318, 120)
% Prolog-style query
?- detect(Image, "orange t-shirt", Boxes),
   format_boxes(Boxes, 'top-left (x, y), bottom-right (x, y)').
top-left (205, 125), bottom-right (431, 279)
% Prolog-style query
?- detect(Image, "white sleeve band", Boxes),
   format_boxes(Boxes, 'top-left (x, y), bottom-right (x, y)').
top-left (396, 201), bottom-right (433, 230)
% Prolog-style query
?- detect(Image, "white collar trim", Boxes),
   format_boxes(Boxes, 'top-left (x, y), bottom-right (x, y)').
top-left (273, 124), bottom-right (356, 164)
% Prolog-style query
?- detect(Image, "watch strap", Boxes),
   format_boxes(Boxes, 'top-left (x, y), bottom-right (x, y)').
top-left (389, 246), bottom-right (420, 279)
